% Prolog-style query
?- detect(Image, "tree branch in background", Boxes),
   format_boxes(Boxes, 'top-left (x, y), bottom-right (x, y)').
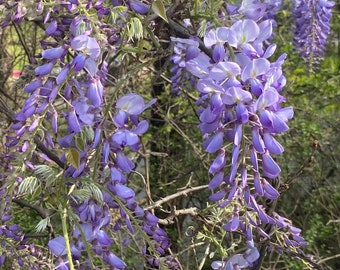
top-left (145, 184), bottom-right (208, 211)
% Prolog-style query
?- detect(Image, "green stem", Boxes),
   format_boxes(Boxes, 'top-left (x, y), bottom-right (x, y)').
top-left (61, 208), bottom-right (75, 270)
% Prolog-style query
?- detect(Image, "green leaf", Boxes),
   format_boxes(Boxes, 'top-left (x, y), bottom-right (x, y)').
top-left (71, 188), bottom-right (92, 202)
top-left (75, 135), bottom-right (86, 151)
top-left (127, 17), bottom-right (144, 40)
top-left (34, 165), bottom-right (57, 187)
top-left (35, 216), bottom-right (50, 233)
top-left (18, 176), bottom-right (40, 196)
top-left (84, 126), bottom-right (95, 144)
top-left (152, 0), bottom-right (168, 23)
top-left (84, 182), bottom-right (103, 202)
top-left (66, 148), bottom-right (80, 170)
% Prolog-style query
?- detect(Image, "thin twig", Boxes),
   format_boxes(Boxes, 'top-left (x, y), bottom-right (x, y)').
top-left (158, 207), bottom-right (200, 225)
top-left (145, 184), bottom-right (208, 211)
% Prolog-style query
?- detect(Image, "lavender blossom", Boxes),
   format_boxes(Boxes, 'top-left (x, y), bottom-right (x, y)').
top-left (292, 0), bottom-right (335, 67)
top-left (171, 16), bottom-right (307, 269)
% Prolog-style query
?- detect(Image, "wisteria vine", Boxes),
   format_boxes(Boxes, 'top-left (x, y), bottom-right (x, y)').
top-left (0, 0), bottom-right (335, 269)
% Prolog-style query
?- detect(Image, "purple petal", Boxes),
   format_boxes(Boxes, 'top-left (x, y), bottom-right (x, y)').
top-left (210, 61), bottom-right (241, 82)
top-left (255, 88), bottom-right (279, 110)
top-left (251, 126), bottom-right (264, 154)
top-left (227, 19), bottom-right (260, 48)
top-left (275, 107), bottom-right (294, 122)
top-left (97, 230), bottom-right (113, 246)
top-left (204, 29), bottom-right (217, 48)
top-left (56, 66), bottom-right (70, 85)
top-left (104, 252), bottom-right (126, 268)
top-left (116, 152), bottom-right (135, 172)
top-left (51, 111), bottom-right (58, 133)
top-left (116, 94), bottom-right (145, 115)
top-left (209, 189), bottom-right (226, 201)
top-left (103, 141), bottom-right (110, 164)
top-left (200, 106), bottom-right (220, 123)
top-left (223, 214), bottom-right (239, 231)
top-left (203, 132), bottom-right (224, 153)
top-left (209, 149), bottom-right (226, 174)
top-left (262, 178), bottom-right (280, 199)
top-left (58, 133), bottom-right (74, 148)
top-left (35, 62), bottom-right (54, 76)
top-left (46, 20), bottom-right (58, 35)
top-left (114, 111), bottom-right (128, 128)
top-left (129, 0), bottom-right (149, 14)
top-left (72, 54), bottom-right (86, 71)
top-left (241, 58), bottom-right (270, 82)
top-left (68, 107), bottom-right (81, 133)
top-left (74, 223), bottom-right (94, 241)
top-left (263, 133), bottom-right (284, 155)
top-left (236, 103), bottom-right (249, 124)
top-left (71, 35), bottom-right (100, 59)
top-left (87, 79), bottom-right (103, 107)
top-left (48, 236), bottom-right (66, 256)
top-left (131, 120), bottom-right (149, 135)
top-left (112, 130), bottom-right (139, 147)
top-left (197, 79), bottom-right (224, 94)
top-left (42, 47), bottom-right (65, 60)
top-left (84, 58), bottom-right (98, 76)
top-left (262, 151), bottom-right (281, 178)
top-left (212, 43), bottom-right (225, 63)
top-left (253, 172), bottom-right (264, 196)
top-left (208, 172), bottom-right (224, 189)
top-left (114, 183), bottom-right (135, 199)
top-left (244, 247), bottom-right (260, 263)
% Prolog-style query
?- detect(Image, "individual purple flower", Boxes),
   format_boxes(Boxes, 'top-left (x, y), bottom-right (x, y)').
top-left (204, 27), bottom-right (229, 62)
top-left (262, 151), bottom-right (281, 178)
top-left (226, 19), bottom-right (260, 48)
top-left (41, 47), bottom-right (66, 60)
top-left (103, 252), bottom-right (126, 269)
top-left (116, 93), bottom-right (156, 116)
top-left (45, 20), bottom-right (58, 35)
top-left (203, 131), bottom-right (224, 153)
top-left (71, 34), bottom-right (100, 60)
top-left (129, 0), bottom-right (149, 14)
top-left (87, 78), bottom-right (103, 107)
top-left (68, 107), bottom-right (81, 133)
top-left (35, 62), bottom-right (54, 76)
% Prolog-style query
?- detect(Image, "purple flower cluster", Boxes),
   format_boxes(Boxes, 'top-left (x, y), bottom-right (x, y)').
top-left (171, 17), bottom-right (306, 268)
top-left (2, 1), bottom-right (174, 269)
top-left (292, 0), bottom-right (335, 65)
top-left (47, 93), bottom-right (173, 269)
top-left (225, 0), bottom-right (282, 22)
top-left (170, 37), bottom-right (200, 95)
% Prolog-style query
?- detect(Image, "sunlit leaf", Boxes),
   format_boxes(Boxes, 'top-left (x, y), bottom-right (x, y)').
top-left (152, 0), bottom-right (168, 23)
top-left (66, 148), bottom-right (80, 170)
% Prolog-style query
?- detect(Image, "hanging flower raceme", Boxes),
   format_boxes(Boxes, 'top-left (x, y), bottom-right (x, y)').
top-left (171, 17), bottom-right (305, 269)
top-left (47, 92), bottom-right (173, 269)
top-left (2, 2), bottom-right (175, 269)
top-left (292, 0), bottom-right (335, 68)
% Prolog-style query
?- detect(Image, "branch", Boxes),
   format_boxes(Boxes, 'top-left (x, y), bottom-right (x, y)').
top-left (317, 253), bottom-right (340, 264)
top-left (158, 207), bottom-right (200, 225)
top-left (33, 137), bottom-right (65, 168)
top-left (145, 184), bottom-right (208, 211)
top-left (12, 198), bottom-right (55, 219)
